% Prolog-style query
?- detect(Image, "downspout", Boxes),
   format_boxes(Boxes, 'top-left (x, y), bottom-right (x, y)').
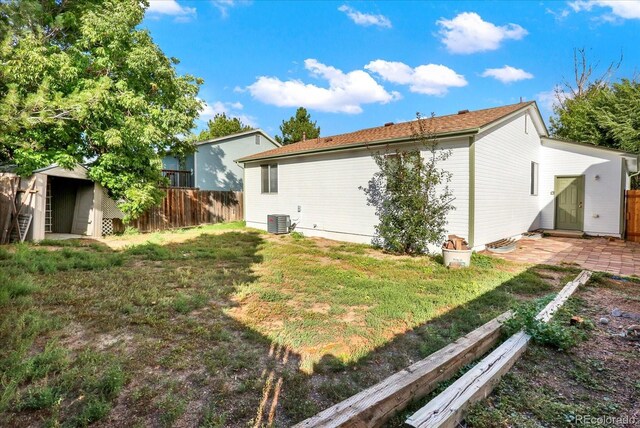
top-left (468, 135), bottom-right (476, 248)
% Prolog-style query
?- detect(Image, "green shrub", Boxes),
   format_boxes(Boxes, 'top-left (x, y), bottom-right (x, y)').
top-left (503, 296), bottom-right (591, 351)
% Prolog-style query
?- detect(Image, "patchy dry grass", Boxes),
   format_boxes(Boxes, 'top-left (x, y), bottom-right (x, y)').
top-left (229, 234), bottom-right (557, 371)
top-left (0, 224), bottom-right (565, 426)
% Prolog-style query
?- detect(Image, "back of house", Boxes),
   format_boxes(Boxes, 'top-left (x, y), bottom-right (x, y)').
top-left (238, 102), bottom-right (638, 250)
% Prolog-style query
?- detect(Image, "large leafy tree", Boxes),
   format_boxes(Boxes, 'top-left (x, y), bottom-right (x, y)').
top-left (196, 113), bottom-right (253, 141)
top-left (550, 79), bottom-right (640, 153)
top-left (0, 0), bottom-right (203, 219)
top-left (275, 107), bottom-right (320, 145)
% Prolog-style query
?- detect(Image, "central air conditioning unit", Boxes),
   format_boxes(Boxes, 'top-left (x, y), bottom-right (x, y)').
top-left (267, 214), bottom-right (291, 234)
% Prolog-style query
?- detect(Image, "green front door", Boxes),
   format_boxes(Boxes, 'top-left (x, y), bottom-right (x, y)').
top-left (555, 176), bottom-right (584, 231)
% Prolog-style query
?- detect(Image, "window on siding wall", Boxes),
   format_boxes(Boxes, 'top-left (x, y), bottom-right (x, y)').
top-left (261, 164), bottom-right (278, 193)
top-left (255, 135), bottom-right (261, 145)
top-left (530, 161), bottom-right (538, 195)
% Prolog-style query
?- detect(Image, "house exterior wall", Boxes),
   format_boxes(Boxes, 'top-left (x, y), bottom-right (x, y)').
top-left (244, 138), bottom-right (470, 247)
top-left (539, 139), bottom-right (626, 236)
top-left (196, 134), bottom-right (278, 191)
top-left (473, 111), bottom-right (542, 247)
top-left (161, 133), bottom-right (278, 191)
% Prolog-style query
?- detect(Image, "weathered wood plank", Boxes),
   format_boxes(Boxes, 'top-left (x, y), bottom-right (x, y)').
top-left (293, 312), bottom-right (513, 428)
top-left (406, 270), bottom-right (592, 428)
top-left (626, 190), bottom-right (640, 243)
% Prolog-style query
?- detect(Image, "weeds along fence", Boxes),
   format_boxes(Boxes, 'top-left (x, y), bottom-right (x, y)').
top-left (125, 188), bottom-right (243, 233)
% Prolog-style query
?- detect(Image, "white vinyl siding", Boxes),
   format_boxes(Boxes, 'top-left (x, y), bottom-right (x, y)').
top-left (539, 139), bottom-right (625, 236)
top-left (191, 131), bottom-right (279, 191)
top-left (474, 111), bottom-right (542, 247)
top-left (244, 138), bottom-right (470, 248)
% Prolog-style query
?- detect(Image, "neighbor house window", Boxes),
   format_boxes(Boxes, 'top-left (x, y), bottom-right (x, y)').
top-left (255, 135), bottom-right (261, 145)
top-left (261, 164), bottom-right (278, 193)
top-left (530, 161), bottom-right (538, 195)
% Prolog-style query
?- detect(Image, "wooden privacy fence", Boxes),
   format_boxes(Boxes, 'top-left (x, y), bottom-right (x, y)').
top-left (130, 188), bottom-right (243, 232)
top-left (626, 190), bottom-right (640, 243)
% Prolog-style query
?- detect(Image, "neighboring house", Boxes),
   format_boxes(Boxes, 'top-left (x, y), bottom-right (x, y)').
top-left (237, 102), bottom-right (639, 250)
top-left (162, 129), bottom-right (280, 191)
top-left (0, 164), bottom-right (124, 241)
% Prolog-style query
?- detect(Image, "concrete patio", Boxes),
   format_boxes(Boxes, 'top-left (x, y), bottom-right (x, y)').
top-left (483, 236), bottom-right (640, 276)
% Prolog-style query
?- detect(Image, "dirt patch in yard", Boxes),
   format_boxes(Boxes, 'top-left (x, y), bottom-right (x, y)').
top-left (465, 276), bottom-right (640, 428)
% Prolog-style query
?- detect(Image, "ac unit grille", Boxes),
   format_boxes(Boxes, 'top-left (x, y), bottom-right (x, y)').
top-left (267, 214), bottom-right (291, 234)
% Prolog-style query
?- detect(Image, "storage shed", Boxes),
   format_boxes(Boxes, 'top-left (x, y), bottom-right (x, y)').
top-left (0, 164), bottom-right (123, 242)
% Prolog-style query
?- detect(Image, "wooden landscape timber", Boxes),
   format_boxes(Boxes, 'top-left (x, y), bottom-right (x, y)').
top-left (293, 312), bottom-right (513, 428)
top-left (405, 270), bottom-right (593, 428)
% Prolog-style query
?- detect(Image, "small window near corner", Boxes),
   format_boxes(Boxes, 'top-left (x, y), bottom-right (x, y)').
top-left (255, 134), bottom-right (261, 145)
top-left (261, 164), bottom-right (278, 193)
top-left (530, 161), bottom-right (538, 196)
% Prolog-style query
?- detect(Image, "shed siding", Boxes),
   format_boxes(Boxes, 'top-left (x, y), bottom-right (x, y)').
top-left (474, 111), bottom-right (541, 247)
top-left (539, 140), bottom-right (624, 236)
top-left (244, 138), bottom-right (469, 247)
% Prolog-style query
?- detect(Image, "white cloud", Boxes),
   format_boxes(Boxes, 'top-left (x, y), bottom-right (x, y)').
top-left (212, 0), bottom-right (250, 18)
top-left (338, 5), bottom-right (392, 28)
top-left (365, 60), bottom-right (467, 96)
top-left (481, 66), bottom-right (534, 83)
top-left (546, 7), bottom-right (571, 21)
top-left (245, 59), bottom-right (401, 114)
top-left (199, 99), bottom-right (257, 127)
top-left (569, 0), bottom-right (640, 20)
top-left (436, 12), bottom-right (528, 54)
top-left (536, 86), bottom-right (572, 113)
top-left (147, 0), bottom-right (196, 21)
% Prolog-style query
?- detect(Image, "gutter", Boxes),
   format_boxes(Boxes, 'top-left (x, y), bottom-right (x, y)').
top-left (236, 128), bottom-right (479, 164)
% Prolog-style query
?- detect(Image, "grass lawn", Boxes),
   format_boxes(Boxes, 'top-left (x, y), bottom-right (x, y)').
top-left (0, 223), bottom-right (575, 426)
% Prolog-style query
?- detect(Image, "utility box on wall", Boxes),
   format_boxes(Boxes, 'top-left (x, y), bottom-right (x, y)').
top-left (267, 214), bottom-right (291, 234)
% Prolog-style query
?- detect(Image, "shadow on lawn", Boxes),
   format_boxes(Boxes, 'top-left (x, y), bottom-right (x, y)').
top-left (1, 231), bottom-right (581, 427)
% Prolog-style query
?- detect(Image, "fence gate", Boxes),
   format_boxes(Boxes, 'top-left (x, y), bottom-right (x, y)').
top-left (626, 190), bottom-right (640, 243)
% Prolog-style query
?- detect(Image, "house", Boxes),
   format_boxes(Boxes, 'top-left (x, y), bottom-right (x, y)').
top-left (0, 164), bottom-right (123, 242)
top-left (162, 129), bottom-right (280, 190)
top-left (237, 102), bottom-right (639, 250)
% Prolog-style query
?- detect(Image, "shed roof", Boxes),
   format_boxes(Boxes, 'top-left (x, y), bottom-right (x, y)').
top-left (238, 102), bottom-right (535, 162)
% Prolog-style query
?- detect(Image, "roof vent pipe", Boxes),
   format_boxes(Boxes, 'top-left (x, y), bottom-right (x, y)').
top-left (457, 109), bottom-right (469, 115)
top-left (384, 122), bottom-right (394, 127)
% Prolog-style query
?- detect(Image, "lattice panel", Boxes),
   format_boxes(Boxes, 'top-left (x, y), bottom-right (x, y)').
top-left (102, 189), bottom-right (124, 219)
top-left (102, 218), bottom-right (114, 236)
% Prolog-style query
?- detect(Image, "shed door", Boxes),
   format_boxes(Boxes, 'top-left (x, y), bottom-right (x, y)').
top-left (555, 176), bottom-right (584, 231)
top-left (71, 183), bottom-right (94, 235)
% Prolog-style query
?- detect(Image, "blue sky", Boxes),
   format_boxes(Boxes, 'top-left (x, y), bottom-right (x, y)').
top-left (143, 0), bottom-right (640, 138)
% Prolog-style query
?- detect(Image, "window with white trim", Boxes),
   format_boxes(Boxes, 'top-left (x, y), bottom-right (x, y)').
top-left (530, 161), bottom-right (538, 195)
top-left (261, 164), bottom-right (278, 193)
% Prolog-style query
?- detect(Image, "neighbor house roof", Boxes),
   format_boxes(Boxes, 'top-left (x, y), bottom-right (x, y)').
top-left (195, 128), bottom-right (280, 147)
top-left (238, 102), bottom-right (536, 163)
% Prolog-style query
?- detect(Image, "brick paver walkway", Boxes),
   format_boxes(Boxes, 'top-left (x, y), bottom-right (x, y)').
top-left (483, 236), bottom-right (640, 276)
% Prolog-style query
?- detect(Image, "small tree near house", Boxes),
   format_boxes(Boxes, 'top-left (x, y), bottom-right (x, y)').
top-left (360, 113), bottom-right (455, 254)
